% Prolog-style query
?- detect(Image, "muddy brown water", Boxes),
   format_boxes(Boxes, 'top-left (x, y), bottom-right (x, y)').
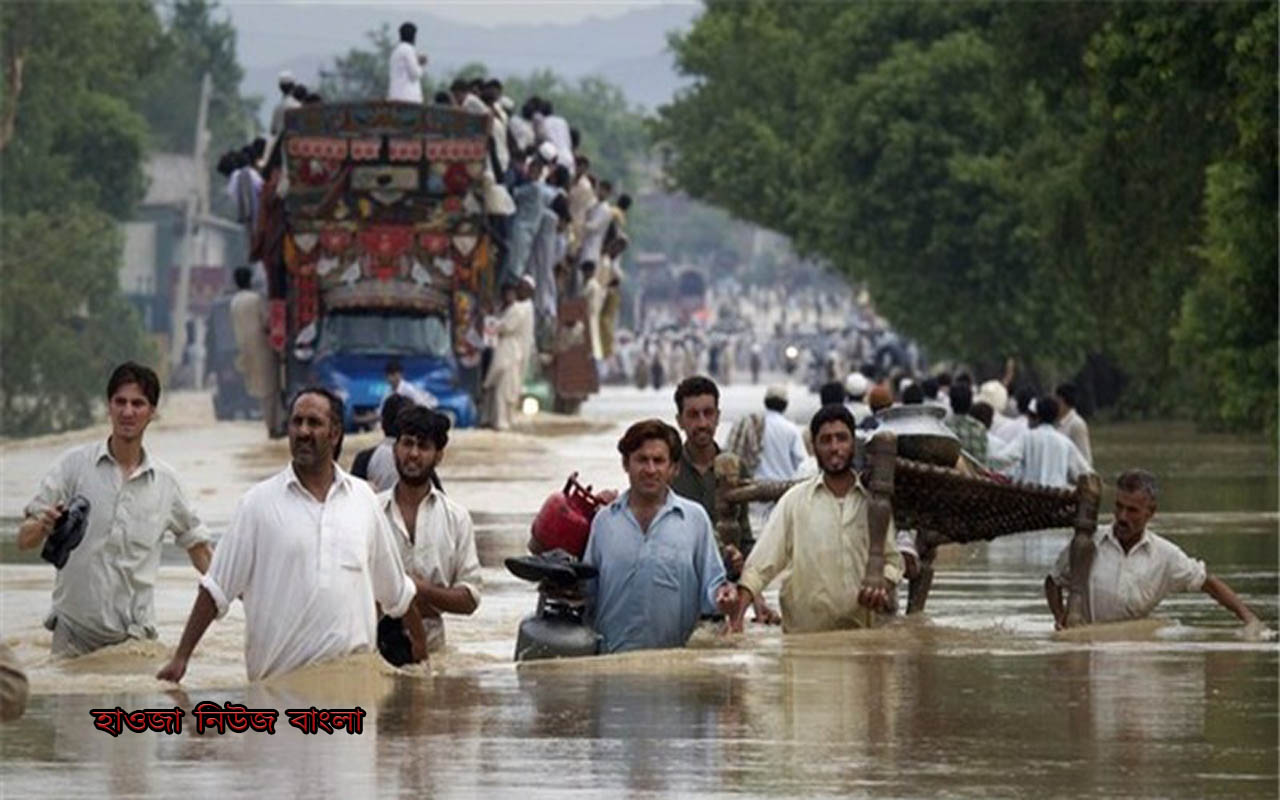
top-left (0, 387), bottom-right (1275, 797)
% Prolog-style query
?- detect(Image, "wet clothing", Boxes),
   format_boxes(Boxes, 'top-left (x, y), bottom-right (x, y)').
top-left (1050, 525), bottom-right (1206, 624)
top-left (1056, 408), bottom-right (1093, 466)
top-left (201, 464), bottom-right (415, 681)
top-left (387, 41), bottom-right (424, 103)
top-left (739, 473), bottom-right (903, 633)
top-left (583, 490), bottom-right (727, 653)
top-left (0, 643), bottom-right (27, 722)
top-left (26, 440), bottom-right (209, 656)
top-left (379, 485), bottom-right (482, 652)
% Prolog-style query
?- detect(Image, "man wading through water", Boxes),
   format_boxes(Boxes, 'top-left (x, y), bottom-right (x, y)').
top-left (732, 404), bottom-right (902, 633)
top-left (669, 375), bottom-right (779, 625)
top-left (20, 362), bottom-right (212, 657)
top-left (157, 388), bottom-right (426, 683)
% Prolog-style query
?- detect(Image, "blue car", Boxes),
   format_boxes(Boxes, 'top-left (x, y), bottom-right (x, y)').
top-left (308, 310), bottom-right (477, 431)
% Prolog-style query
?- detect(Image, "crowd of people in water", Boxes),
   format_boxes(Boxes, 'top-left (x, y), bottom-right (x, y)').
top-left (1, 356), bottom-right (1262, 713)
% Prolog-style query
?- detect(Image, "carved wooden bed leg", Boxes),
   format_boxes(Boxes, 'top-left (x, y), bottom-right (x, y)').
top-left (863, 433), bottom-right (896, 599)
top-left (1065, 473), bottom-right (1102, 628)
top-left (907, 531), bottom-right (940, 614)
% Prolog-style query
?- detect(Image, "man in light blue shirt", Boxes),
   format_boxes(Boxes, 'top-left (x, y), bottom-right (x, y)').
top-left (583, 419), bottom-right (736, 653)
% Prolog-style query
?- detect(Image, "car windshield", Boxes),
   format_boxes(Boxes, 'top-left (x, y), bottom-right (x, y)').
top-left (318, 312), bottom-right (451, 358)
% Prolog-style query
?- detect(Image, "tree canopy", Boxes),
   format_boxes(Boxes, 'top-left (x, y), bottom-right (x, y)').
top-left (656, 0), bottom-right (1277, 434)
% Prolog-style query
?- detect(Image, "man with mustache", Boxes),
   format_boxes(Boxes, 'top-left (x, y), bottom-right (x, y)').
top-left (1045, 469), bottom-right (1261, 629)
top-left (583, 419), bottom-right (737, 653)
top-left (731, 404), bottom-right (903, 633)
top-left (157, 388), bottom-right (426, 682)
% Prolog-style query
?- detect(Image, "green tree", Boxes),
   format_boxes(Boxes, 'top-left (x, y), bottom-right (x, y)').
top-left (657, 0), bottom-right (1278, 432)
top-left (317, 24), bottom-right (398, 102)
top-left (0, 2), bottom-right (163, 435)
top-left (0, 209), bottom-right (155, 435)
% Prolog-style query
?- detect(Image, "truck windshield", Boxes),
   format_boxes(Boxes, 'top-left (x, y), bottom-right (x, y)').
top-left (318, 312), bottom-right (451, 358)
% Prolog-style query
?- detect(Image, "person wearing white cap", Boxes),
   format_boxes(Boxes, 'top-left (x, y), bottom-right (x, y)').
top-left (755, 385), bottom-right (808, 485)
top-left (844, 372), bottom-right (872, 424)
top-left (270, 70), bottom-right (300, 136)
top-left (387, 22), bottom-right (427, 104)
top-left (976, 379), bottom-right (1022, 443)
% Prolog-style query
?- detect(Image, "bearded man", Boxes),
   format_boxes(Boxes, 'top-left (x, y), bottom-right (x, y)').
top-left (731, 404), bottom-right (903, 633)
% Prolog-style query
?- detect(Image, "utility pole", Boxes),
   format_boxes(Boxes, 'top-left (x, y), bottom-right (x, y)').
top-left (169, 71), bottom-right (213, 383)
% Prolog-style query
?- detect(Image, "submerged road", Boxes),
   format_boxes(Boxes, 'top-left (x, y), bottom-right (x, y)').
top-left (1, 383), bottom-right (1276, 797)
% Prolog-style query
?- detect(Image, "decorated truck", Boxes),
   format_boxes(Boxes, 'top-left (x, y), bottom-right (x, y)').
top-left (272, 101), bottom-right (507, 430)
top-left (269, 100), bottom-right (599, 431)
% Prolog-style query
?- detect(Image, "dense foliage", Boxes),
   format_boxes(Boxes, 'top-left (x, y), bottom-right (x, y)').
top-left (656, 1), bottom-right (1277, 434)
top-left (0, 0), bottom-right (255, 435)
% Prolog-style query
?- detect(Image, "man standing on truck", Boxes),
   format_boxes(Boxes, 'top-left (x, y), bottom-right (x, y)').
top-left (387, 22), bottom-right (427, 104)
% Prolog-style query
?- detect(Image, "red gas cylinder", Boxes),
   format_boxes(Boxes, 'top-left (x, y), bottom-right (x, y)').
top-left (530, 473), bottom-right (608, 559)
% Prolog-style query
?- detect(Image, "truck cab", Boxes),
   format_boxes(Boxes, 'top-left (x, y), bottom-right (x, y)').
top-left (309, 309), bottom-right (476, 430)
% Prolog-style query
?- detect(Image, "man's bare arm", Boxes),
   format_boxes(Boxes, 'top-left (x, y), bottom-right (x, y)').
top-left (17, 507), bottom-right (61, 550)
top-left (156, 587), bottom-right (218, 683)
top-left (1202, 575), bottom-right (1259, 625)
top-left (186, 543), bottom-right (213, 574)
top-left (413, 578), bottom-right (478, 615)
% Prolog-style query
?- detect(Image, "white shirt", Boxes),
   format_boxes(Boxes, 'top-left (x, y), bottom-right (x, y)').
top-left (26, 441), bottom-right (209, 650)
top-left (739, 474), bottom-right (903, 633)
top-left (365, 439), bottom-right (398, 493)
top-left (997, 425), bottom-right (1092, 488)
top-left (540, 114), bottom-right (574, 169)
top-left (201, 464), bottom-right (415, 681)
top-left (508, 114), bottom-right (536, 154)
top-left (1051, 526), bottom-right (1206, 623)
top-left (387, 41), bottom-right (424, 103)
top-left (378, 379), bottom-right (438, 415)
top-left (1057, 408), bottom-right (1093, 466)
top-left (754, 410), bottom-right (809, 482)
top-left (990, 414), bottom-right (1027, 443)
top-left (379, 485), bottom-right (482, 651)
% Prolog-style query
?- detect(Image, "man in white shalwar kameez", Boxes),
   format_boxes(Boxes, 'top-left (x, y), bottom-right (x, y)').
top-left (483, 284), bottom-right (532, 431)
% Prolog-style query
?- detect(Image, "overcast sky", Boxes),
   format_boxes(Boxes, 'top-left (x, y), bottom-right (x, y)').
top-left (225, 0), bottom-right (694, 46)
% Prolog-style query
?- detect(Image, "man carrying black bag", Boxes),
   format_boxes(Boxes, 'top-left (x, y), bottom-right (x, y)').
top-left (18, 363), bottom-right (212, 657)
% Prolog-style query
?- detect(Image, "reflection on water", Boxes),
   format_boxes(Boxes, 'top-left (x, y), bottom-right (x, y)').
top-left (0, 419), bottom-right (1276, 797)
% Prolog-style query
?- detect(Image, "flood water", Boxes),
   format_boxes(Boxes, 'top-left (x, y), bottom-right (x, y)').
top-left (1, 386), bottom-right (1276, 798)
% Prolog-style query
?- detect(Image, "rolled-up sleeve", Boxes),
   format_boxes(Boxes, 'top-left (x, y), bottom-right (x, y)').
top-left (25, 450), bottom-right (71, 518)
top-left (1167, 545), bottom-right (1207, 593)
top-left (369, 505), bottom-right (415, 619)
top-left (201, 498), bottom-right (255, 618)
top-left (167, 477), bottom-right (211, 550)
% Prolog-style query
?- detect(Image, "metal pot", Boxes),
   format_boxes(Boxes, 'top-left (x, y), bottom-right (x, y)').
top-left (872, 404), bottom-right (960, 466)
